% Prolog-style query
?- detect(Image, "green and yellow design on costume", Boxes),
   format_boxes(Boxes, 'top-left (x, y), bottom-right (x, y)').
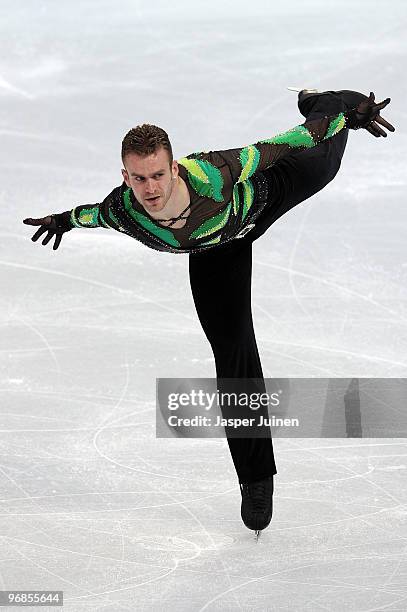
top-left (177, 158), bottom-right (224, 202)
top-left (65, 109), bottom-right (349, 252)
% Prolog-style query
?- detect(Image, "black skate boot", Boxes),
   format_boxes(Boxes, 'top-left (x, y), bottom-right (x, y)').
top-left (240, 476), bottom-right (273, 541)
top-left (296, 88), bottom-right (369, 118)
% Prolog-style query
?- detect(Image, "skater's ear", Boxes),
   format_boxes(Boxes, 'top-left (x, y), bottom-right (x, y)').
top-left (121, 167), bottom-right (131, 188)
top-left (171, 159), bottom-right (179, 180)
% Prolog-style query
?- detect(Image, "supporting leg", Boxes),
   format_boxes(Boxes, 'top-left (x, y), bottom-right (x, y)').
top-left (189, 238), bottom-right (277, 483)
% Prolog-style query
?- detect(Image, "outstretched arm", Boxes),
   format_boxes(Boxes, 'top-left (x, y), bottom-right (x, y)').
top-left (257, 92), bottom-right (395, 168)
top-left (204, 93), bottom-right (395, 186)
top-left (22, 184), bottom-right (125, 250)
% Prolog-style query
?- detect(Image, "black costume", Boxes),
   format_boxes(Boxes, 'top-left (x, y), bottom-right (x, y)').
top-left (31, 92), bottom-right (354, 484)
top-left (189, 93), bottom-right (349, 482)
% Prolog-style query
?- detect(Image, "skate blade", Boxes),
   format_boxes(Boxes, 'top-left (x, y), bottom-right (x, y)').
top-left (254, 529), bottom-right (261, 542)
top-left (287, 86), bottom-right (320, 93)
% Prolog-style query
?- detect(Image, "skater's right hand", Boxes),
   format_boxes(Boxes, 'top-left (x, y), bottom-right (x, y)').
top-left (346, 92), bottom-right (395, 137)
top-left (23, 212), bottom-right (72, 251)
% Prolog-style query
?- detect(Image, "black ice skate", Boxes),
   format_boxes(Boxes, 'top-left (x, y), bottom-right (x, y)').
top-left (287, 86), bottom-right (369, 118)
top-left (240, 476), bottom-right (273, 542)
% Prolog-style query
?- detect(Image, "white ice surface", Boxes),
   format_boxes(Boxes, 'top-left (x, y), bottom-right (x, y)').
top-left (1, 0), bottom-right (407, 610)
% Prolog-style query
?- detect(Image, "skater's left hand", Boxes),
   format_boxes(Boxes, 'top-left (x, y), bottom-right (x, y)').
top-left (346, 92), bottom-right (395, 137)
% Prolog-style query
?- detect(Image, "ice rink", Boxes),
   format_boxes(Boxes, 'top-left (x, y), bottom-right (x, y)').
top-left (2, 0), bottom-right (407, 609)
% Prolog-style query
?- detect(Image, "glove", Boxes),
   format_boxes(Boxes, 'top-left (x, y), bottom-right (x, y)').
top-left (23, 211), bottom-right (73, 251)
top-left (345, 92), bottom-right (395, 137)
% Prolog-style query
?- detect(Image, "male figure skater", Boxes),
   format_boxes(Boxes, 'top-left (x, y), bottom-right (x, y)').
top-left (23, 89), bottom-right (395, 538)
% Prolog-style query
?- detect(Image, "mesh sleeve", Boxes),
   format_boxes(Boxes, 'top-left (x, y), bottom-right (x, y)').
top-left (211, 111), bottom-right (348, 185)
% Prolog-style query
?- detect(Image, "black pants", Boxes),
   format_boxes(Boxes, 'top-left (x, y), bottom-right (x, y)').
top-left (189, 92), bottom-right (349, 484)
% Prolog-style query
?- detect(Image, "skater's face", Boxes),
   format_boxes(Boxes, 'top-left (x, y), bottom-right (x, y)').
top-left (121, 147), bottom-right (178, 214)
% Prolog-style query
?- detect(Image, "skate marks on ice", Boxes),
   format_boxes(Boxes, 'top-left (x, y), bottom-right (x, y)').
top-left (253, 229), bottom-right (407, 377)
top-left (0, 72), bottom-right (33, 99)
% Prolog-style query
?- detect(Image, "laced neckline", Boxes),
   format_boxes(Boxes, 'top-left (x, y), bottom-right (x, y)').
top-left (153, 202), bottom-right (192, 228)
